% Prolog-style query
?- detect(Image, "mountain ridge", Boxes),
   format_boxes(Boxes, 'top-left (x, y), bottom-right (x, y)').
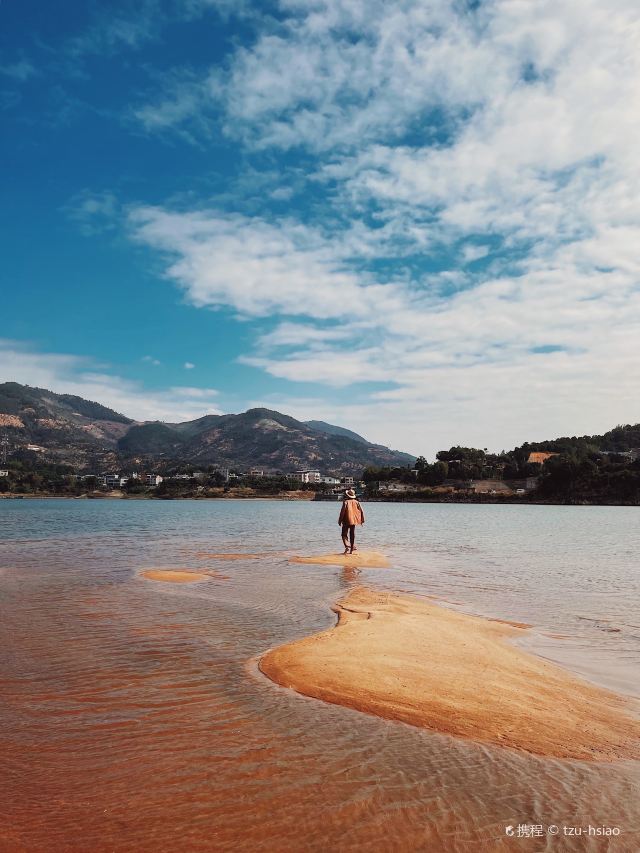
top-left (304, 419), bottom-right (368, 444)
top-left (0, 382), bottom-right (415, 474)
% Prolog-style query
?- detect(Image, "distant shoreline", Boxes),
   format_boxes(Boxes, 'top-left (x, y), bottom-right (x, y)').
top-left (1, 491), bottom-right (639, 506)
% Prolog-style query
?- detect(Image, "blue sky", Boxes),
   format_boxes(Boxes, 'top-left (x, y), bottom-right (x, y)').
top-left (2, 0), bottom-right (639, 457)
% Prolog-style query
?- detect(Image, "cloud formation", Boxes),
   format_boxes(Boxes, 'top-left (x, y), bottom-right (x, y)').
top-left (126, 0), bottom-right (640, 452)
top-left (130, 206), bottom-right (409, 320)
top-left (64, 0), bottom-right (640, 452)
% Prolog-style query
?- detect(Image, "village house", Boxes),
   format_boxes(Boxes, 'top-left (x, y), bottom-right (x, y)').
top-left (145, 474), bottom-right (163, 487)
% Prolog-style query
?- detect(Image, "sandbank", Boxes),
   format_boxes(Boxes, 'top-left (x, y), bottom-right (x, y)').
top-left (290, 550), bottom-right (390, 569)
top-left (140, 569), bottom-right (221, 583)
top-left (260, 587), bottom-right (640, 761)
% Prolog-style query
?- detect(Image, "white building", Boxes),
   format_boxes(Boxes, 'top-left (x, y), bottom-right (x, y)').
top-left (320, 475), bottom-right (341, 485)
top-left (105, 474), bottom-right (128, 488)
top-left (0, 470), bottom-right (8, 477)
top-left (145, 474), bottom-right (163, 487)
top-left (341, 476), bottom-right (355, 486)
top-left (292, 470), bottom-right (322, 484)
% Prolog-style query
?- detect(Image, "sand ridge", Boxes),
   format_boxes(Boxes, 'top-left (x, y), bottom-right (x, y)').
top-left (290, 550), bottom-right (390, 569)
top-left (260, 587), bottom-right (640, 761)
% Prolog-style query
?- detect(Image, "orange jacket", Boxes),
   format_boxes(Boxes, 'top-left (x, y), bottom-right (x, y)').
top-left (339, 498), bottom-right (365, 526)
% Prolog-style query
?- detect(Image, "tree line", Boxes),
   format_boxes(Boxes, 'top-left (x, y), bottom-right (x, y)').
top-left (362, 429), bottom-right (640, 504)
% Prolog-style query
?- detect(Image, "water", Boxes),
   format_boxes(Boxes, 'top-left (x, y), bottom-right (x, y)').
top-left (1, 499), bottom-right (638, 852)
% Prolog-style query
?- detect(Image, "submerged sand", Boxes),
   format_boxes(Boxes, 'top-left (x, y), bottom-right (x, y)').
top-left (193, 552), bottom-right (264, 560)
top-left (260, 587), bottom-right (640, 761)
top-left (290, 551), bottom-right (390, 569)
top-left (140, 569), bottom-right (226, 583)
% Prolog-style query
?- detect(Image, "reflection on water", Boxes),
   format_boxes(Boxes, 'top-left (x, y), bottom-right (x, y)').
top-left (0, 500), bottom-right (639, 852)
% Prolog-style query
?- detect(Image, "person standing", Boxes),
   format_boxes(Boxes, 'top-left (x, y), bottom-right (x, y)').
top-left (338, 488), bottom-right (365, 554)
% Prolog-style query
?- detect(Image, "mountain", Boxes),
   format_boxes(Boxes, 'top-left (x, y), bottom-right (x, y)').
top-left (0, 382), bottom-right (132, 469)
top-left (0, 382), bottom-right (131, 424)
top-left (116, 408), bottom-right (415, 473)
top-left (304, 419), bottom-right (368, 444)
top-left (0, 383), bottom-right (415, 474)
top-left (305, 419), bottom-right (421, 466)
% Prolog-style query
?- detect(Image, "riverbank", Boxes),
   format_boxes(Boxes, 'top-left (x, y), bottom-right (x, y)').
top-left (0, 488), bottom-right (320, 501)
top-left (260, 586), bottom-right (640, 762)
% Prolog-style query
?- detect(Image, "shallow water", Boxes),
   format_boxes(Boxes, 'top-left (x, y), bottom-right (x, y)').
top-left (0, 499), bottom-right (638, 852)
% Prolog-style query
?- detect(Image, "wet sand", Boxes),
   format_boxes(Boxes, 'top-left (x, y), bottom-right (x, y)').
top-left (260, 587), bottom-right (640, 761)
top-left (290, 550), bottom-right (390, 568)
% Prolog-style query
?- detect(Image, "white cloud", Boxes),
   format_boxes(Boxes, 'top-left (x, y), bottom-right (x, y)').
top-left (461, 244), bottom-right (490, 264)
top-left (0, 340), bottom-right (221, 422)
top-left (184, 361), bottom-right (195, 369)
top-left (131, 69), bottom-right (220, 140)
top-left (142, 355), bottom-right (162, 366)
top-left (129, 206), bottom-right (409, 320)
top-left (221, 0), bottom-right (498, 151)
top-left (256, 322), bottom-right (356, 348)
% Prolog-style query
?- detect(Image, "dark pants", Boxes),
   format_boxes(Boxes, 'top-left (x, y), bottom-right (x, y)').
top-left (342, 524), bottom-right (355, 548)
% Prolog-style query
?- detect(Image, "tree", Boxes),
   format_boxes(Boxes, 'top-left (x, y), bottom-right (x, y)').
top-left (124, 478), bottom-right (148, 495)
top-left (417, 461), bottom-right (448, 486)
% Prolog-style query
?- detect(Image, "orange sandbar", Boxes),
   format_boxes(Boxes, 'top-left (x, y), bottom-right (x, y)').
top-left (260, 587), bottom-right (640, 761)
